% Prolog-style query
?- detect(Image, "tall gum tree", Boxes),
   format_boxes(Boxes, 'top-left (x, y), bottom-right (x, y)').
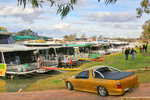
top-left (140, 20), bottom-right (150, 43)
top-left (136, 0), bottom-right (150, 42)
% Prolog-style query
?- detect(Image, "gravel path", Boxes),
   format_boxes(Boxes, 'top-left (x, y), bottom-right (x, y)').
top-left (0, 83), bottom-right (150, 100)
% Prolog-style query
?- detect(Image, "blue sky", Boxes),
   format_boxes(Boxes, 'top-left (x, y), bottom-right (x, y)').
top-left (0, 0), bottom-right (149, 38)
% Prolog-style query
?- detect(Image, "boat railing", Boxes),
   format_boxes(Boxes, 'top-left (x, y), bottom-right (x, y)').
top-left (38, 53), bottom-right (102, 61)
top-left (42, 60), bottom-right (58, 67)
top-left (6, 62), bottom-right (40, 72)
top-left (40, 54), bottom-right (79, 61)
top-left (78, 53), bottom-right (102, 59)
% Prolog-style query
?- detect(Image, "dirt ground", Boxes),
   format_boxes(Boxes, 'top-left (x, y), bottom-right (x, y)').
top-left (0, 83), bottom-right (150, 100)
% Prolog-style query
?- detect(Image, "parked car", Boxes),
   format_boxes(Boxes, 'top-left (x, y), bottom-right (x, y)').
top-left (64, 66), bottom-right (139, 96)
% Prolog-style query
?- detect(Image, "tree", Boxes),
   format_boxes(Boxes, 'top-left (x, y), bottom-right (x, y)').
top-left (18, 0), bottom-right (117, 19)
top-left (136, 0), bottom-right (150, 18)
top-left (63, 35), bottom-right (69, 40)
top-left (63, 33), bottom-right (76, 41)
top-left (90, 35), bottom-right (97, 41)
top-left (15, 29), bottom-right (39, 36)
top-left (140, 20), bottom-right (150, 42)
top-left (81, 34), bottom-right (86, 38)
top-left (98, 35), bottom-right (103, 39)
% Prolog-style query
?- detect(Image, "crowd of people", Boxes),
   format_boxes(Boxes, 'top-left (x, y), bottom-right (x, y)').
top-left (124, 48), bottom-right (137, 61)
top-left (124, 43), bottom-right (148, 61)
top-left (57, 43), bottom-right (148, 68)
top-left (58, 55), bottom-right (73, 68)
top-left (139, 44), bottom-right (148, 53)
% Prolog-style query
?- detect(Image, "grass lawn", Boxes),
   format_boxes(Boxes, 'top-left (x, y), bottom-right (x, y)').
top-left (25, 45), bottom-right (150, 92)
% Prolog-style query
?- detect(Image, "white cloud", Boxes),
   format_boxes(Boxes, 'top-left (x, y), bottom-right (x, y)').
top-left (102, 23), bottom-right (138, 29)
top-left (49, 23), bottom-right (71, 30)
top-left (76, 0), bottom-right (88, 7)
top-left (0, 5), bottom-right (48, 24)
top-left (81, 26), bottom-right (92, 33)
top-left (71, 21), bottom-right (87, 25)
top-left (84, 12), bottom-right (136, 22)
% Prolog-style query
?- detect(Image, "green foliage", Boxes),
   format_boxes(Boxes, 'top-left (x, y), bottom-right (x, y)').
top-left (140, 20), bottom-right (150, 42)
top-left (18, 0), bottom-right (118, 19)
top-left (18, 0), bottom-right (77, 19)
top-left (104, 0), bottom-right (117, 5)
top-left (14, 29), bottom-right (39, 36)
top-left (136, 0), bottom-right (150, 18)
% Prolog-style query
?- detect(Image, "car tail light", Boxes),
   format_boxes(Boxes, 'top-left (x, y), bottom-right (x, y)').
top-left (117, 82), bottom-right (121, 89)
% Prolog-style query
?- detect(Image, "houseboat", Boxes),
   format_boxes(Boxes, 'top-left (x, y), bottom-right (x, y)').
top-left (0, 28), bottom-right (57, 79)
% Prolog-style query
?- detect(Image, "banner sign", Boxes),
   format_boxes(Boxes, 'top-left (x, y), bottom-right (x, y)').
top-left (0, 64), bottom-right (6, 76)
top-left (0, 27), bottom-right (7, 32)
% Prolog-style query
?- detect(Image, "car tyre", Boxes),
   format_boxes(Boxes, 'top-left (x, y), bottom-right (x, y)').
top-left (98, 86), bottom-right (108, 96)
top-left (67, 82), bottom-right (73, 90)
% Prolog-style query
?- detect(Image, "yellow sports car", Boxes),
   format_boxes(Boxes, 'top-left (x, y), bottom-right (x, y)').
top-left (64, 66), bottom-right (139, 96)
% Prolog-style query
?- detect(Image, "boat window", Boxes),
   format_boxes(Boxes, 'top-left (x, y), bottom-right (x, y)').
top-left (6, 35), bottom-right (15, 44)
top-left (49, 48), bottom-right (55, 55)
top-left (4, 51), bottom-right (36, 64)
top-left (0, 35), bottom-right (14, 44)
top-left (77, 71), bottom-right (89, 79)
top-left (0, 35), bottom-right (8, 44)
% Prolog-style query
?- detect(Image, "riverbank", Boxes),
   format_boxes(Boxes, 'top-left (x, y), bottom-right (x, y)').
top-left (24, 45), bottom-right (150, 92)
top-left (0, 70), bottom-right (63, 93)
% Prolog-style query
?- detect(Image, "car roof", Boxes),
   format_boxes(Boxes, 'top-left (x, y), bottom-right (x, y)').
top-left (84, 66), bottom-right (107, 71)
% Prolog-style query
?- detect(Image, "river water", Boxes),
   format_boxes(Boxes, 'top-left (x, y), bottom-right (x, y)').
top-left (0, 70), bottom-right (63, 93)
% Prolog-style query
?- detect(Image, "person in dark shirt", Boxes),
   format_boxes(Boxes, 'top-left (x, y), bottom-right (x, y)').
top-left (143, 44), bottom-right (145, 53)
top-left (130, 48), bottom-right (137, 60)
top-left (145, 44), bottom-right (148, 53)
top-left (58, 55), bottom-right (62, 68)
top-left (125, 48), bottom-right (130, 60)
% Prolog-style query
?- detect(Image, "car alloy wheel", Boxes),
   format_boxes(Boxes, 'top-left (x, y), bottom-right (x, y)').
top-left (98, 86), bottom-right (108, 96)
top-left (67, 82), bottom-right (73, 90)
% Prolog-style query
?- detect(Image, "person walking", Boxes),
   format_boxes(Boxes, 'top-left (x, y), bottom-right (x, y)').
top-left (69, 58), bottom-right (73, 69)
top-left (143, 44), bottom-right (145, 53)
top-left (58, 55), bottom-right (62, 68)
top-left (139, 46), bottom-right (142, 53)
top-left (122, 48), bottom-right (124, 54)
top-left (130, 48), bottom-right (137, 61)
top-left (125, 48), bottom-right (130, 60)
top-left (64, 56), bottom-right (68, 68)
top-left (145, 44), bottom-right (148, 53)
top-left (37, 55), bottom-right (41, 68)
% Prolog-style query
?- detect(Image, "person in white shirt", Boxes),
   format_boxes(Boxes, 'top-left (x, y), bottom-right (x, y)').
top-left (64, 56), bottom-right (68, 68)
